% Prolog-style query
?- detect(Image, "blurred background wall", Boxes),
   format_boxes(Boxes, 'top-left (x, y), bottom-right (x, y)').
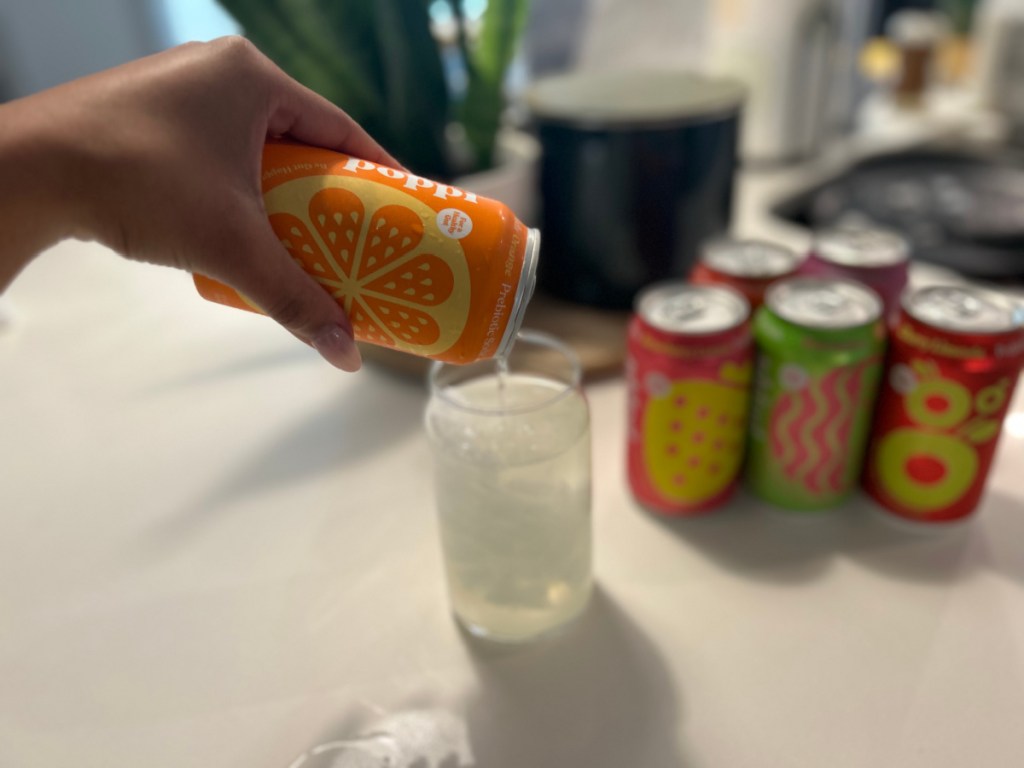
top-left (0, 0), bottom-right (239, 99)
top-left (0, 0), bottom-right (975, 99)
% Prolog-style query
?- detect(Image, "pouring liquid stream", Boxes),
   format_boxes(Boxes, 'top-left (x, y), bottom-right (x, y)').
top-left (496, 353), bottom-right (510, 409)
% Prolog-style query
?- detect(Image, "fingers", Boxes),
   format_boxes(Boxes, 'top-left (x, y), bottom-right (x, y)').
top-left (265, 69), bottom-right (404, 170)
top-left (221, 214), bottom-right (362, 372)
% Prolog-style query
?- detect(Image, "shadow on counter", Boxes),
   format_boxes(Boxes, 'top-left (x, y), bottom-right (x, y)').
top-left (645, 488), bottom-right (1022, 587)
top-left (149, 368), bottom-right (426, 543)
top-left (460, 586), bottom-right (688, 768)
top-left (844, 488), bottom-right (1024, 586)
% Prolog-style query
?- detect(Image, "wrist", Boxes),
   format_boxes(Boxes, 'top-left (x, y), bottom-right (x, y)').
top-left (0, 96), bottom-right (95, 246)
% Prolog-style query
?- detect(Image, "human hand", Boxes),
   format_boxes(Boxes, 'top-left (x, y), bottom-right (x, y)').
top-left (1, 37), bottom-right (401, 370)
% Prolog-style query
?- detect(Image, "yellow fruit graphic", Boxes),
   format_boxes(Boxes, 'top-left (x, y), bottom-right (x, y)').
top-left (905, 377), bottom-right (971, 429)
top-left (874, 428), bottom-right (978, 512)
top-left (643, 374), bottom-right (750, 506)
top-left (975, 379), bottom-right (1009, 416)
top-left (263, 175), bottom-right (471, 357)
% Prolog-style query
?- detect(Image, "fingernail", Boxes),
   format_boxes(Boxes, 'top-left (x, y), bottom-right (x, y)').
top-left (312, 325), bottom-right (362, 372)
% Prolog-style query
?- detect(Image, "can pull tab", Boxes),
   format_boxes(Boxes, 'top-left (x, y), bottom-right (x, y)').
top-left (808, 288), bottom-right (848, 316)
top-left (664, 294), bottom-right (707, 324)
top-left (931, 287), bottom-right (982, 320)
top-left (733, 247), bottom-right (761, 273)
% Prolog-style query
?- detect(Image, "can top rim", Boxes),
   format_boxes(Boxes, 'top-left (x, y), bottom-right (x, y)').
top-left (636, 281), bottom-right (750, 335)
top-left (902, 284), bottom-right (1024, 334)
top-left (701, 238), bottom-right (802, 278)
top-left (814, 226), bottom-right (910, 268)
top-left (766, 277), bottom-right (883, 329)
top-left (496, 228), bottom-right (541, 359)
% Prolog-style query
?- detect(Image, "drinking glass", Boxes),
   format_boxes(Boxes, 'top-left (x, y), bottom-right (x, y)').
top-left (425, 330), bottom-right (592, 642)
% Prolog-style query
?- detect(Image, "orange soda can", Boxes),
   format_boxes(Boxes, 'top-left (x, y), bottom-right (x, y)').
top-left (194, 141), bottom-right (540, 364)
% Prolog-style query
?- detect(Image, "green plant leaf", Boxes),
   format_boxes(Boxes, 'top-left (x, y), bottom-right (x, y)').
top-left (460, 0), bottom-right (532, 171)
top-left (446, 0), bottom-right (474, 81)
top-left (369, 0), bottom-right (451, 178)
top-left (217, 0), bottom-right (451, 177)
top-left (217, 0), bottom-right (376, 115)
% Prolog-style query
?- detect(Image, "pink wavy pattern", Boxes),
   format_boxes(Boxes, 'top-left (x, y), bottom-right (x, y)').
top-left (768, 362), bottom-right (872, 497)
top-left (826, 366), bottom-right (865, 490)
top-left (786, 390), bottom-right (813, 481)
top-left (769, 399), bottom-right (787, 463)
top-left (815, 369), bottom-right (855, 492)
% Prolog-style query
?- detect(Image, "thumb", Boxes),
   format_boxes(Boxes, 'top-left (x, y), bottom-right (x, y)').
top-left (224, 218), bottom-right (362, 371)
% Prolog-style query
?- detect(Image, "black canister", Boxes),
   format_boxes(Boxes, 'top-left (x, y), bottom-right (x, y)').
top-left (527, 71), bottom-right (745, 309)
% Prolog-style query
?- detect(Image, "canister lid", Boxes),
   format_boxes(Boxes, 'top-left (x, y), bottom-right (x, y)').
top-left (904, 285), bottom-right (1024, 334)
top-left (702, 238), bottom-right (801, 278)
top-left (815, 225), bottom-right (910, 268)
top-left (766, 278), bottom-right (882, 329)
top-left (636, 282), bottom-right (749, 335)
top-left (527, 71), bottom-right (746, 130)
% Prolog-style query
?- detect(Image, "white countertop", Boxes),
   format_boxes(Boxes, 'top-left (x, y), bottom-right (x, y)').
top-left (2, 169), bottom-right (1024, 767)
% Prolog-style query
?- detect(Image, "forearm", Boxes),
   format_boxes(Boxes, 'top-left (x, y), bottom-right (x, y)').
top-left (0, 38), bottom-right (377, 369)
top-left (0, 96), bottom-right (88, 291)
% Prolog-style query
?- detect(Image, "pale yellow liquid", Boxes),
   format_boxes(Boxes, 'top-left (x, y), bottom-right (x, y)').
top-left (426, 373), bottom-right (592, 642)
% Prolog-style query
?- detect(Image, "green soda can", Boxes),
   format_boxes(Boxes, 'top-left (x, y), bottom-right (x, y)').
top-left (747, 277), bottom-right (886, 510)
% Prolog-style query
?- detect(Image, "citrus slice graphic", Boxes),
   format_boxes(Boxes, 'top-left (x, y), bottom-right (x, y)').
top-left (263, 176), bottom-right (471, 357)
top-left (874, 428), bottom-right (977, 512)
top-left (905, 377), bottom-right (971, 429)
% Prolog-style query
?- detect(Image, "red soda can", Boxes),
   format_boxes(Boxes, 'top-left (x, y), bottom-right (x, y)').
top-left (626, 283), bottom-right (754, 514)
top-left (863, 285), bottom-right (1024, 525)
top-left (802, 225), bottom-right (910, 323)
top-left (690, 238), bottom-right (802, 309)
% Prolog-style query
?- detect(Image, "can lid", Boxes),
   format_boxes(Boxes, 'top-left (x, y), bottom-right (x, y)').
top-left (766, 277), bottom-right (882, 329)
top-left (815, 225), bottom-right (910, 268)
top-left (637, 282), bottom-right (749, 335)
top-left (903, 284), bottom-right (1024, 334)
top-left (527, 71), bottom-right (745, 130)
top-left (702, 238), bottom-right (801, 278)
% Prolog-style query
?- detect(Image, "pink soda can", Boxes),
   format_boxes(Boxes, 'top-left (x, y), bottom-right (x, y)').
top-left (802, 224), bottom-right (910, 324)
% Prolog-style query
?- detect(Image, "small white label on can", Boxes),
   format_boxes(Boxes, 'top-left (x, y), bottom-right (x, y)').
top-left (437, 208), bottom-right (473, 239)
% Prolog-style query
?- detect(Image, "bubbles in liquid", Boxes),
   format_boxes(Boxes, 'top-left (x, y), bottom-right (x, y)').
top-left (430, 374), bottom-right (587, 467)
top-left (426, 372), bottom-right (592, 641)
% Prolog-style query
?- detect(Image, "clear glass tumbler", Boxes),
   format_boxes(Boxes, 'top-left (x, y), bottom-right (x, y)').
top-left (425, 331), bottom-right (593, 642)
